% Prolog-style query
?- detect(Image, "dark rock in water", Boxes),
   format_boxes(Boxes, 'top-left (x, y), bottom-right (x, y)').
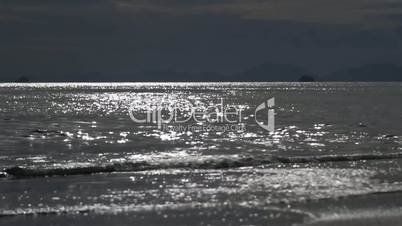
top-left (5, 167), bottom-right (26, 177)
top-left (298, 75), bottom-right (315, 82)
top-left (32, 129), bottom-right (51, 133)
top-left (31, 129), bottom-right (66, 137)
top-left (358, 123), bottom-right (367, 127)
top-left (383, 134), bottom-right (397, 138)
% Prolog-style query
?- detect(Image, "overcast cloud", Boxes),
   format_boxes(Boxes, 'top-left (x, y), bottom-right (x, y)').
top-left (1, 0), bottom-right (402, 81)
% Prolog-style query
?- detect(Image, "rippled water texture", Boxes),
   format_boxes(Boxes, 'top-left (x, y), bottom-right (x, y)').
top-left (0, 82), bottom-right (401, 225)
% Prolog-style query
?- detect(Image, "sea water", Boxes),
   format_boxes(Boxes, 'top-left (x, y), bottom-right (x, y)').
top-left (0, 82), bottom-right (401, 225)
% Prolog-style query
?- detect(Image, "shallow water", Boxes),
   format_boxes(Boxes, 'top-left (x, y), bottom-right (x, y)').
top-left (0, 82), bottom-right (401, 225)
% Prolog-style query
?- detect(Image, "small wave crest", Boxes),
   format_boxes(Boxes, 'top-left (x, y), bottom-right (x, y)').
top-left (0, 202), bottom-right (313, 220)
top-left (4, 152), bottom-right (402, 178)
top-left (0, 203), bottom-right (211, 217)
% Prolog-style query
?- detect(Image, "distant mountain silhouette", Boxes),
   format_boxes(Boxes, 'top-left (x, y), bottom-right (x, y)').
top-left (191, 72), bottom-right (228, 82)
top-left (232, 63), bottom-right (311, 81)
top-left (140, 70), bottom-right (227, 82)
top-left (298, 75), bottom-right (316, 82)
top-left (15, 76), bottom-right (30, 83)
top-left (5, 63), bottom-right (402, 82)
top-left (326, 63), bottom-right (402, 81)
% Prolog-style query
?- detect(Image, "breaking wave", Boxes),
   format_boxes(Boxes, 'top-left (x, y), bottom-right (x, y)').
top-left (4, 152), bottom-right (402, 178)
top-left (0, 202), bottom-right (313, 219)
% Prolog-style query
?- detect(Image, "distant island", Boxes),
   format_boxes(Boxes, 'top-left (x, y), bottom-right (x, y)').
top-left (5, 63), bottom-right (402, 82)
top-left (15, 76), bottom-right (30, 83)
top-left (324, 63), bottom-right (402, 81)
top-left (298, 75), bottom-right (315, 82)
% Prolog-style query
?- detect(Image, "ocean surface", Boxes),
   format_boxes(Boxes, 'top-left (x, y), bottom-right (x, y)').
top-left (0, 82), bottom-right (401, 226)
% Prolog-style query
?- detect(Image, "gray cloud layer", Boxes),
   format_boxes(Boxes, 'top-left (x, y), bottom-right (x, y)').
top-left (113, 0), bottom-right (402, 26)
top-left (1, 0), bottom-right (402, 80)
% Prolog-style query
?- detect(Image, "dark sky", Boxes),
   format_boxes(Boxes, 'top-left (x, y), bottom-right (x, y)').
top-left (1, 0), bottom-right (402, 81)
